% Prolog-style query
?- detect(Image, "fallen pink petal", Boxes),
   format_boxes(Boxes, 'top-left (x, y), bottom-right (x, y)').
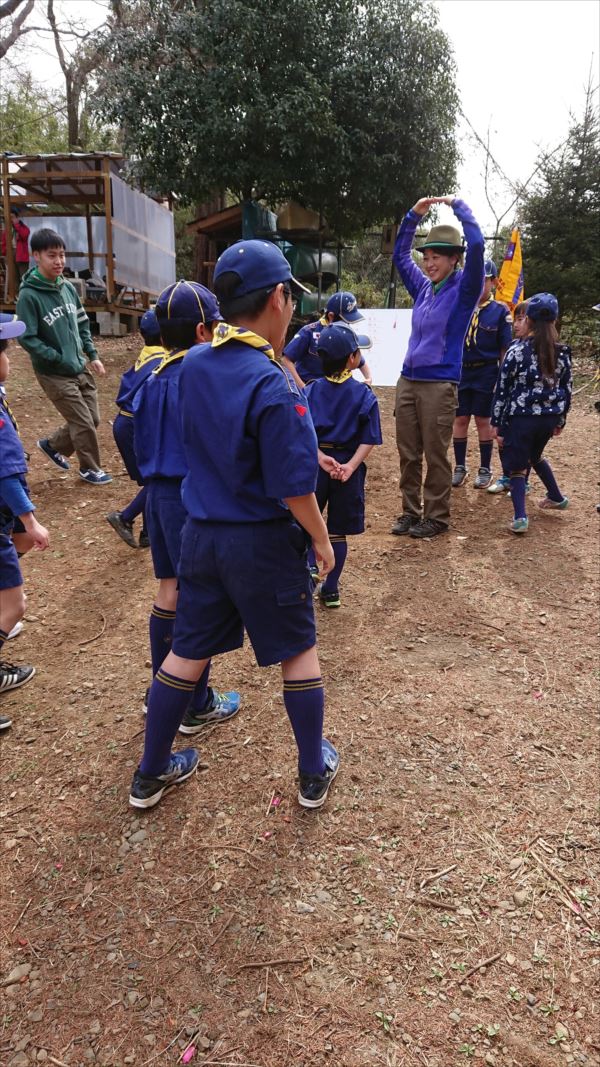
top-left (181, 1045), bottom-right (196, 1064)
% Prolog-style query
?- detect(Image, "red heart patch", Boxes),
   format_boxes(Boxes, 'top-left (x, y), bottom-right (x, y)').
top-left (294, 404), bottom-right (306, 416)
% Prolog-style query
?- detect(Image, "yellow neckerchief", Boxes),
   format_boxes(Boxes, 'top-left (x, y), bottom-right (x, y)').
top-left (317, 316), bottom-right (328, 328)
top-left (135, 344), bottom-right (165, 371)
top-left (153, 347), bottom-right (187, 375)
top-left (211, 322), bottom-right (275, 361)
top-left (325, 368), bottom-right (353, 384)
top-left (466, 296), bottom-right (494, 349)
top-left (0, 388), bottom-right (19, 434)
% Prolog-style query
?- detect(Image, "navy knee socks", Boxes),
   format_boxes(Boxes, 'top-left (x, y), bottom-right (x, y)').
top-left (453, 437), bottom-right (468, 466)
top-left (510, 475), bottom-right (527, 519)
top-left (283, 677), bottom-right (325, 776)
top-left (479, 440), bottom-right (493, 469)
top-left (140, 668), bottom-right (196, 776)
top-left (533, 459), bottom-right (563, 502)
top-left (322, 537), bottom-right (348, 594)
top-left (121, 486), bottom-right (147, 525)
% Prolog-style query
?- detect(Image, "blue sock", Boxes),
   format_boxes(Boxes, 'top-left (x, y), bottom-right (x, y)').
top-left (188, 662), bottom-right (211, 713)
top-left (322, 537), bottom-right (347, 594)
top-left (121, 486), bottom-right (147, 525)
top-left (283, 677), bottom-right (325, 776)
top-left (479, 440), bottom-right (493, 469)
top-left (453, 437), bottom-right (468, 466)
top-left (149, 605), bottom-right (176, 675)
top-left (534, 459), bottom-right (562, 500)
top-left (510, 475), bottom-right (527, 519)
top-left (140, 668), bottom-right (196, 776)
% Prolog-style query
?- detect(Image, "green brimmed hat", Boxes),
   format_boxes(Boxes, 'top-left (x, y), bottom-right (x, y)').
top-left (415, 224), bottom-right (464, 254)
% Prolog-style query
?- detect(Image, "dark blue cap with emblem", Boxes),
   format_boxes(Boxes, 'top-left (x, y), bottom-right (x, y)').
top-left (484, 259), bottom-right (498, 278)
top-left (526, 292), bottom-right (559, 322)
top-left (214, 240), bottom-right (310, 298)
top-left (317, 323), bottom-right (372, 362)
top-left (326, 290), bottom-right (364, 323)
top-left (155, 280), bottom-right (222, 325)
top-left (139, 308), bottom-right (160, 337)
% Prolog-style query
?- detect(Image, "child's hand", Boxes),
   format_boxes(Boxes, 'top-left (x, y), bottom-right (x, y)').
top-left (24, 516), bottom-right (49, 550)
top-left (89, 359), bottom-right (106, 376)
top-left (337, 463), bottom-right (355, 483)
top-left (313, 536), bottom-right (334, 578)
top-left (318, 453), bottom-right (342, 476)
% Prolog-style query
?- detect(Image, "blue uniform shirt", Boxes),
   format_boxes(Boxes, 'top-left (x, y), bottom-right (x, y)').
top-left (463, 299), bottom-right (513, 365)
top-left (180, 333), bottom-right (319, 522)
top-left (284, 318), bottom-right (365, 383)
top-left (0, 388), bottom-right (31, 515)
top-left (133, 349), bottom-right (188, 481)
top-left (115, 344), bottom-right (165, 414)
top-left (304, 377), bottom-right (382, 452)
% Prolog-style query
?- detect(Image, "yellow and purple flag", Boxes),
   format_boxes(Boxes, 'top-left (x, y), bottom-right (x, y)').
top-left (496, 228), bottom-right (524, 311)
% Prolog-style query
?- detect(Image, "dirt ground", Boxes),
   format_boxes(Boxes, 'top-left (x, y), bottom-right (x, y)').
top-left (1, 337), bottom-right (599, 1067)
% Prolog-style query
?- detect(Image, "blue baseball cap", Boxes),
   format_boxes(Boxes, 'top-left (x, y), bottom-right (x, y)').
top-left (0, 313), bottom-right (26, 340)
top-left (213, 240), bottom-right (310, 298)
top-left (316, 323), bottom-right (372, 362)
top-left (326, 291), bottom-right (364, 323)
top-left (484, 259), bottom-right (498, 278)
top-left (139, 308), bottom-right (160, 336)
top-left (526, 292), bottom-right (559, 322)
top-left (155, 280), bottom-right (222, 324)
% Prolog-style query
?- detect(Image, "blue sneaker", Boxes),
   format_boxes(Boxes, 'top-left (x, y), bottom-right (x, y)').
top-left (178, 687), bottom-right (241, 735)
top-left (510, 517), bottom-right (529, 535)
top-left (487, 475), bottom-right (510, 494)
top-left (298, 739), bottom-right (340, 809)
top-left (80, 469), bottom-right (112, 485)
top-left (538, 496), bottom-right (569, 511)
top-left (129, 749), bottom-right (199, 809)
top-left (37, 438), bottom-right (70, 470)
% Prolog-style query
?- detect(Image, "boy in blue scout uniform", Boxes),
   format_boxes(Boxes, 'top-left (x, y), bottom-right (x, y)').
top-left (452, 259), bottom-right (513, 489)
top-left (282, 290), bottom-right (373, 388)
top-left (106, 309), bottom-right (165, 549)
top-left (304, 323), bottom-right (382, 608)
top-left (0, 314), bottom-right (50, 729)
top-left (129, 240), bottom-right (340, 812)
top-left (132, 280), bottom-right (240, 740)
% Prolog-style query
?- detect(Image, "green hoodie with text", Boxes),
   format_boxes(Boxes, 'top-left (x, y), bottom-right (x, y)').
top-left (16, 267), bottom-right (97, 377)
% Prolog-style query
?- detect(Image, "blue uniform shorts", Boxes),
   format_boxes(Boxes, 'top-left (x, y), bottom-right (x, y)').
top-left (456, 362), bottom-right (499, 418)
top-left (145, 478), bottom-right (187, 580)
top-left (113, 412), bottom-right (143, 485)
top-left (316, 450), bottom-right (366, 535)
top-left (0, 510), bottom-right (23, 591)
top-left (173, 517), bottom-right (315, 667)
top-left (501, 414), bottom-right (562, 472)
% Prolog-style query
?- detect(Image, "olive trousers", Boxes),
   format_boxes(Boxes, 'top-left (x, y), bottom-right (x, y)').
top-left (394, 377), bottom-right (457, 526)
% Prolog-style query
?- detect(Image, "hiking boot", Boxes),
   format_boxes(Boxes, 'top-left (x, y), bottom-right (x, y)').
top-left (510, 517), bottom-right (529, 534)
top-left (298, 739), bottom-right (340, 809)
top-left (474, 466), bottom-right (493, 489)
top-left (129, 749), bottom-right (200, 809)
top-left (0, 714), bottom-right (12, 731)
top-left (79, 469), bottom-right (112, 485)
top-left (452, 465), bottom-right (468, 487)
top-left (318, 587), bottom-right (341, 608)
top-left (390, 514), bottom-right (419, 535)
top-left (37, 438), bottom-right (70, 470)
top-left (7, 621), bottom-right (24, 640)
top-left (0, 662), bottom-right (35, 693)
top-left (409, 518), bottom-right (448, 539)
top-left (106, 511), bottom-right (138, 548)
top-left (538, 496), bottom-right (569, 510)
top-left (179, 688), bottom-right (241, 735)
top-left (487, 475), bottom-right (510, 494)
top-left (139, 530), bottom-right (150, 549)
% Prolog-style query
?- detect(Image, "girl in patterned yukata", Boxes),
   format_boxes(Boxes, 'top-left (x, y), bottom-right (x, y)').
top-left (491, 293), bottom-right (572, 534)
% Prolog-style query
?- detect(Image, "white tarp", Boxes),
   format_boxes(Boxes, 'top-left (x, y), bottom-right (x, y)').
top-left (352, 308), bottom-right (412, 387)
top-left (110, 175), bottom-right (175, 295)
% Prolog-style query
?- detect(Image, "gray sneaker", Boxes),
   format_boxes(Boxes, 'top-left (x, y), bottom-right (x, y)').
top-left (452, 465), bottom-right (468, 487)
top-left (474, 467), bottom-right (493, 489)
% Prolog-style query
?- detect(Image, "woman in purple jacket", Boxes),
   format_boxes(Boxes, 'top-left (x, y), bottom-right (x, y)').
top-left (391, 196), bottom-right (484, 538)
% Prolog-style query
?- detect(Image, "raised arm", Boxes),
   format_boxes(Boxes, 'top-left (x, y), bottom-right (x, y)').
top-left (392, 202), bottom-right (430, 301)
top-left (451, 198), bottom-right (485, 307)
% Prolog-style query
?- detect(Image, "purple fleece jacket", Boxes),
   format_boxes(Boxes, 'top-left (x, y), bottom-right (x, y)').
top-left (393, 199), bottom-right (485, 383)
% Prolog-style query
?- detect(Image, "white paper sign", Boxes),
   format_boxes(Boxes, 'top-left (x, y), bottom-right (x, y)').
top-left (352, 309), bottom-right (413, 387)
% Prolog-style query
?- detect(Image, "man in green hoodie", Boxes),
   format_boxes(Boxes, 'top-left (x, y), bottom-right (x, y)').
top-left (16, 228), bottom-right (112, 485)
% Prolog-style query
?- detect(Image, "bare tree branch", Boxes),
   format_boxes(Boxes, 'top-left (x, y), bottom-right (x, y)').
top-left (0, 0), bottom-right (30, 20)
top-left (0, 0), bottom-right (34, 59)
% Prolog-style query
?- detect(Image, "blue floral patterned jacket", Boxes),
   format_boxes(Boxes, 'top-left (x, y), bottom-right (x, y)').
top-left (491, 338), bottom-right (572, 432)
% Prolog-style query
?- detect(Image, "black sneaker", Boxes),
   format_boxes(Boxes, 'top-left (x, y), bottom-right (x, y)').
top-left (409, 518), bottom-right (448, 539)
top-left (298, 739), bottom-right (340, 809)
top-left (129, 749), bottom-right (200, 809)
top-left (0, 714), bottom-right (12, 731)
top-left (391, 514), bottom-right (419, 535)
top-left (179, 687), bottom-right (241, 734)
top-left (452, 465), bottom-right (468, 487)
top-left (139, 530), bottom-right (150, 549)
top-left (37, 438), bottom-right (70, 470)
top-left (106, 511), bottom-right (138, 548)
top-left (318, 588), bottom-right (341, 608)
top-left (0, 662), bottom-right (35, 693)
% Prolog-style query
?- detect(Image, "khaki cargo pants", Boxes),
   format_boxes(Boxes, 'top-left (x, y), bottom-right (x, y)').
top-left (35, 368), bottom-right (101, 473)
top-left (394, 377), bottom-right (457, 527)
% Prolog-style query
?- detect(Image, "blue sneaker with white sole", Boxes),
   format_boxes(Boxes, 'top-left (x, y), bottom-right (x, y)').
top-left (129, 749), bottom-right (199, 809)
top-left (80, 468), bottom-right (112, 485)
top-left (179, 687), bottom-right (241, 735)
top-left (510, 517), bottom-right (529, 534)
top-left (298, 738), bottom-right (340, 809)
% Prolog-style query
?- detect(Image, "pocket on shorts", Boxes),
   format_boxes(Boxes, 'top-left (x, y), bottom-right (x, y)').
top-left (276, 584), bottom-right (310, 607)
top-left (284, 521), bottom-right (310, 560)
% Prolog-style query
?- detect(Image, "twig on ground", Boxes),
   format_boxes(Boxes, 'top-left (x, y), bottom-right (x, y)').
top-left (263, 965), bottom-right (269, 1012)
top-left (78, 612), bottom-right (106, 646)
top-left (209, 914), bottom-right (234, 948)
top-left (121, 728), bottom-right (145, 746)
top-left (418, 897), bottom-right (458, 911)
top-left (235, 956), bottom-right (311, 972)
top-left (419, 864), bottom-right (456, 889)
top-left (459, 952), bottom-right (502, 982)
top-left (10, 896), bottom-right (32, 933)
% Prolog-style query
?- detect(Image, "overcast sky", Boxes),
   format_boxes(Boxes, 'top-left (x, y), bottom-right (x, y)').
top-left (12, 0), bottom-right (600, 236)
